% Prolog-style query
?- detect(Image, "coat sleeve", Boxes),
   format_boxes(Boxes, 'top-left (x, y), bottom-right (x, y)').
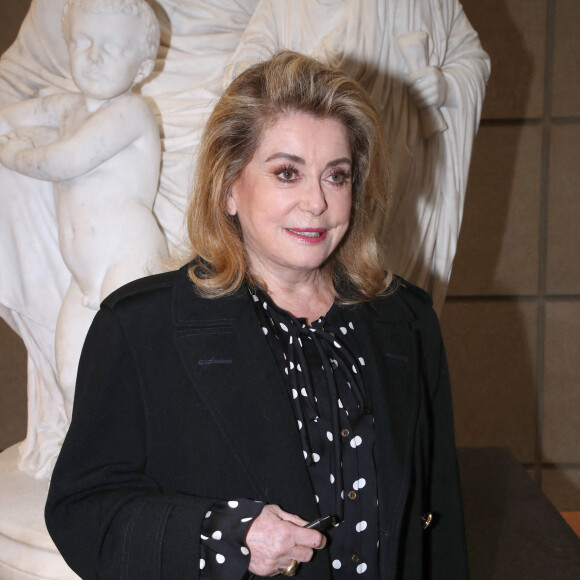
top-left (45, 306), bottom-right (229, 580)
top-left (418, 306), bottom-right (470, 579)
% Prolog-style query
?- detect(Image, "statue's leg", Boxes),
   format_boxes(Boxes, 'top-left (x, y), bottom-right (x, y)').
top-left (55, 280), bottom-right (98, 422)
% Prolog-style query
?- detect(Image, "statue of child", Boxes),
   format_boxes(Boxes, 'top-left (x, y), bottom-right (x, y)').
top-left (0, 0), bottom-right (168, 420)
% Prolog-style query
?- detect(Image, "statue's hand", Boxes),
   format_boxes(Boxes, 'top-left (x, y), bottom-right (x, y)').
top-left (0, 131), bottom-right (33, 170)
top-left (406, 65), bottom-right (447, 109)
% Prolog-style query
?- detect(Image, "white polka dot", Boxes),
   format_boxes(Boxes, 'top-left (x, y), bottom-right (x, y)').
top-left (358, 357), bottom-right (366, 366)
top-left (241, 517), bottom-right (253, 522)
top-left (326, 431), bottom-right (334, 441)
top-left (332, 559), bottom-right (342, 569)
top-left (352, 365), bottom-right (358, 374)
top-left (199, 559), bottom-right (206, 569)
top-left (297, 364), bottom-right (302, 372)
top-left (356, 563), bottom-right (367, 574)
top-left (331, 358), bottom-right (338, 367)
top-left (292, 388), bottom-right (298, 399)
top-left (350, 435), bottom-right (363, 448)
top-left (312, 453), bottom-right (321, 462)
top-left (303, 450), bottom-right (308, 459)
top-left (241, 546), bottom-right (250, 556)
top-left (315, 494), bottom-right (320, 503)
top-left (262, 327), bottom-right (268, 335)
top-left (341, 490), bottom-right (345, 499)
top-left (280, 322), bottom-right (289, 332)
top-left (289, 335), bottom-right (293, 344)
top-left (298, 338), bottom-right (303, 346)
top-left (355, 521), bottom-right (367, 532)
top-left (353, 478), bottom-right (366, 490)
top-left (333, 340), bottom-right (342, 348)
top-left (205, 511), bottom-right (212, 518)
top-left (285, 367), bottom-right (288, 375)
top-left (349, 322), bottom-right (355, 330)
top-left (297, 420), bottom-right (303, 430)
top-left (262, 301), bottom-right (268, 309)
top-left (301, 388), bottom-right (307, 397)
top-left (252, 294), bottom-right (259, 302)
top-left (200, 534), bottom-right (208, 540)
top-left (212, 530), bottom-right (222, 540)
top-left (330, 473), bottom-right (335, 484)
top-left (289, 361), bottom-right (295, 370)
top-left (338, 399), bottom-right (343, 408)
top-left (228, 500), bottom-right (239, 508)
top-left (340, 327), bottom-right (347, 335)
top-left (216, 553), bottom-right (225, 564)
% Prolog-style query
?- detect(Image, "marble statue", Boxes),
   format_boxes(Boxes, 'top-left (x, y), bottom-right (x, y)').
top-left (0, 1), bottom-right (488, 576)
top-left (225, 0), bottom-right (490, 312)
top-left (0, 0), bottom-right (168, 422)
top-left (0, 0), bottom-right (259, 482)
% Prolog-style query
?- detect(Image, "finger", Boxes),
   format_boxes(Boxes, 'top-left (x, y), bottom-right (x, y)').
top-left (274, 506), bottom-right (309, 527)
top-left (292, 525), bottom-right (327, 550)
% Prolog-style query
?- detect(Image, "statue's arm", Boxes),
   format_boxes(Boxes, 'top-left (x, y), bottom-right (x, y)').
top-left (438, 4), bottom-right (491, 107)
top-left (0, 94), bottom-right (72, 133)
top-left (0, 96), bottom-right (157, 182)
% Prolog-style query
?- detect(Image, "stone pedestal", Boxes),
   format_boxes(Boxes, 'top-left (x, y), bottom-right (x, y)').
top-left (0, 445), bottom-right (79, 580)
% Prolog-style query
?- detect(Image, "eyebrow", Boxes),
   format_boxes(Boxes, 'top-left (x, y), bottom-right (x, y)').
top-left (264, 152), bottom-right (352, 169)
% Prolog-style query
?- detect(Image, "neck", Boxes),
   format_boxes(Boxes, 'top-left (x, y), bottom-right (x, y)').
top-left (251, 267), bottom-right (335, 324)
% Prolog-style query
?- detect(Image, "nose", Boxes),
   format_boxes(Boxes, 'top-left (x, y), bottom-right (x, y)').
top-left (88, 44), bottom-right (102, 65)
top-left (299, 180), bottom-right (328, 216)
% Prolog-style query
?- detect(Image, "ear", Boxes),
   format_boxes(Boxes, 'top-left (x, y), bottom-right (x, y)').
top-left (225, 190), bottom-right (238, 216)
top-left (134, 59), bottom-right (155, 85)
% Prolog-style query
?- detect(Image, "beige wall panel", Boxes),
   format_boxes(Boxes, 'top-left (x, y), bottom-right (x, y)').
top-left (462, 0), bottom-right (546, 119)
top-left (441, 300), bottom-right (537, 462)
top-left (0, 319), bottom-right (27, 451)
top-left (543, 301), bottom-right (580, 463)
top-left (552, 0), bottom-right (580, 117)
top-left (448, 125), bottom-right (541, 296)
top-left (542, 468), bottom-right (580, 511)
top-left (547, 124), bottom-right (580, 294)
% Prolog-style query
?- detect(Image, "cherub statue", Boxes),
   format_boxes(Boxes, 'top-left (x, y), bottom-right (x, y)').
top-left (0, 0), bottom-right (168, 421)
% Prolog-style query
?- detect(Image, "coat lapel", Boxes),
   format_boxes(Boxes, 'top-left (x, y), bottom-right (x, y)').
top-left (171, 271), bottom-right (320, 521)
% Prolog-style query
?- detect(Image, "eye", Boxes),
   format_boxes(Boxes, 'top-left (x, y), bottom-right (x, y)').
top-left (72, 37), bottom-right (91, 50)
top-left (104, 43), bottom-right (122, 56)
top-left (324, 170), bottom-right (351, 187)
top-left (276, 166), bottom-right (298, 182)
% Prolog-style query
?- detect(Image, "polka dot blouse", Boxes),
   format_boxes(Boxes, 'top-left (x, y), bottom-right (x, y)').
top-left (199, 287), bottom-right (380, 577)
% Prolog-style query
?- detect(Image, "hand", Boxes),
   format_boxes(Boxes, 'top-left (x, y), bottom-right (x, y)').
top-left (0, 131), bottom-right (33, 171)
top-left (245, 504), bottom-right (326, 577)
top-left (406, 65), bottom-right (447, 109)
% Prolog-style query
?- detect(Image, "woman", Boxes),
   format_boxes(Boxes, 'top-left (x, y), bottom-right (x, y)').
top-left (45, 51), bottom-right (469, 579)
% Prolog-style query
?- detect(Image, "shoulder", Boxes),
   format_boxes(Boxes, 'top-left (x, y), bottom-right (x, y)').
top-left (101, 268), bottom-right (180, 311)
top-left (112, 94), bottom-right (155, 116)
top-left (370, 275), bottom-right (437, 325)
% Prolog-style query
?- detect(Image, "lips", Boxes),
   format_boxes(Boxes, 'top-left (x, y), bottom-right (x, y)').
top-left (286, 228), bottom-right (328, 243)
top-left (288, 229), bottom-right (322, 237)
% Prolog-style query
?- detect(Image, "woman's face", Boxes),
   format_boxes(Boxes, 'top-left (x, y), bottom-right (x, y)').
top-left (226, 111), bottom-right (352, 284)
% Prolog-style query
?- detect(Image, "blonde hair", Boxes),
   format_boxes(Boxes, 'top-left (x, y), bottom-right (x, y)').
top-left (186, 51), bottom-right (393, 302)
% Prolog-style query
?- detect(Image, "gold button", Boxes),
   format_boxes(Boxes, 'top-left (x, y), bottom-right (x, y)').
top-left (422, 512), bottom-right (433, 530)
top-left (341, 428), bottom-right (350, 437)
top-left (348, 490), bottom-right (357, 500)
top-left (351, 554), bottom-right (360, 563)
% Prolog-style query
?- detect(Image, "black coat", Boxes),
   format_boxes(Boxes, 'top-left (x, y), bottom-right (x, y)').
top-left (45, 266), bottom-right (469, 579)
